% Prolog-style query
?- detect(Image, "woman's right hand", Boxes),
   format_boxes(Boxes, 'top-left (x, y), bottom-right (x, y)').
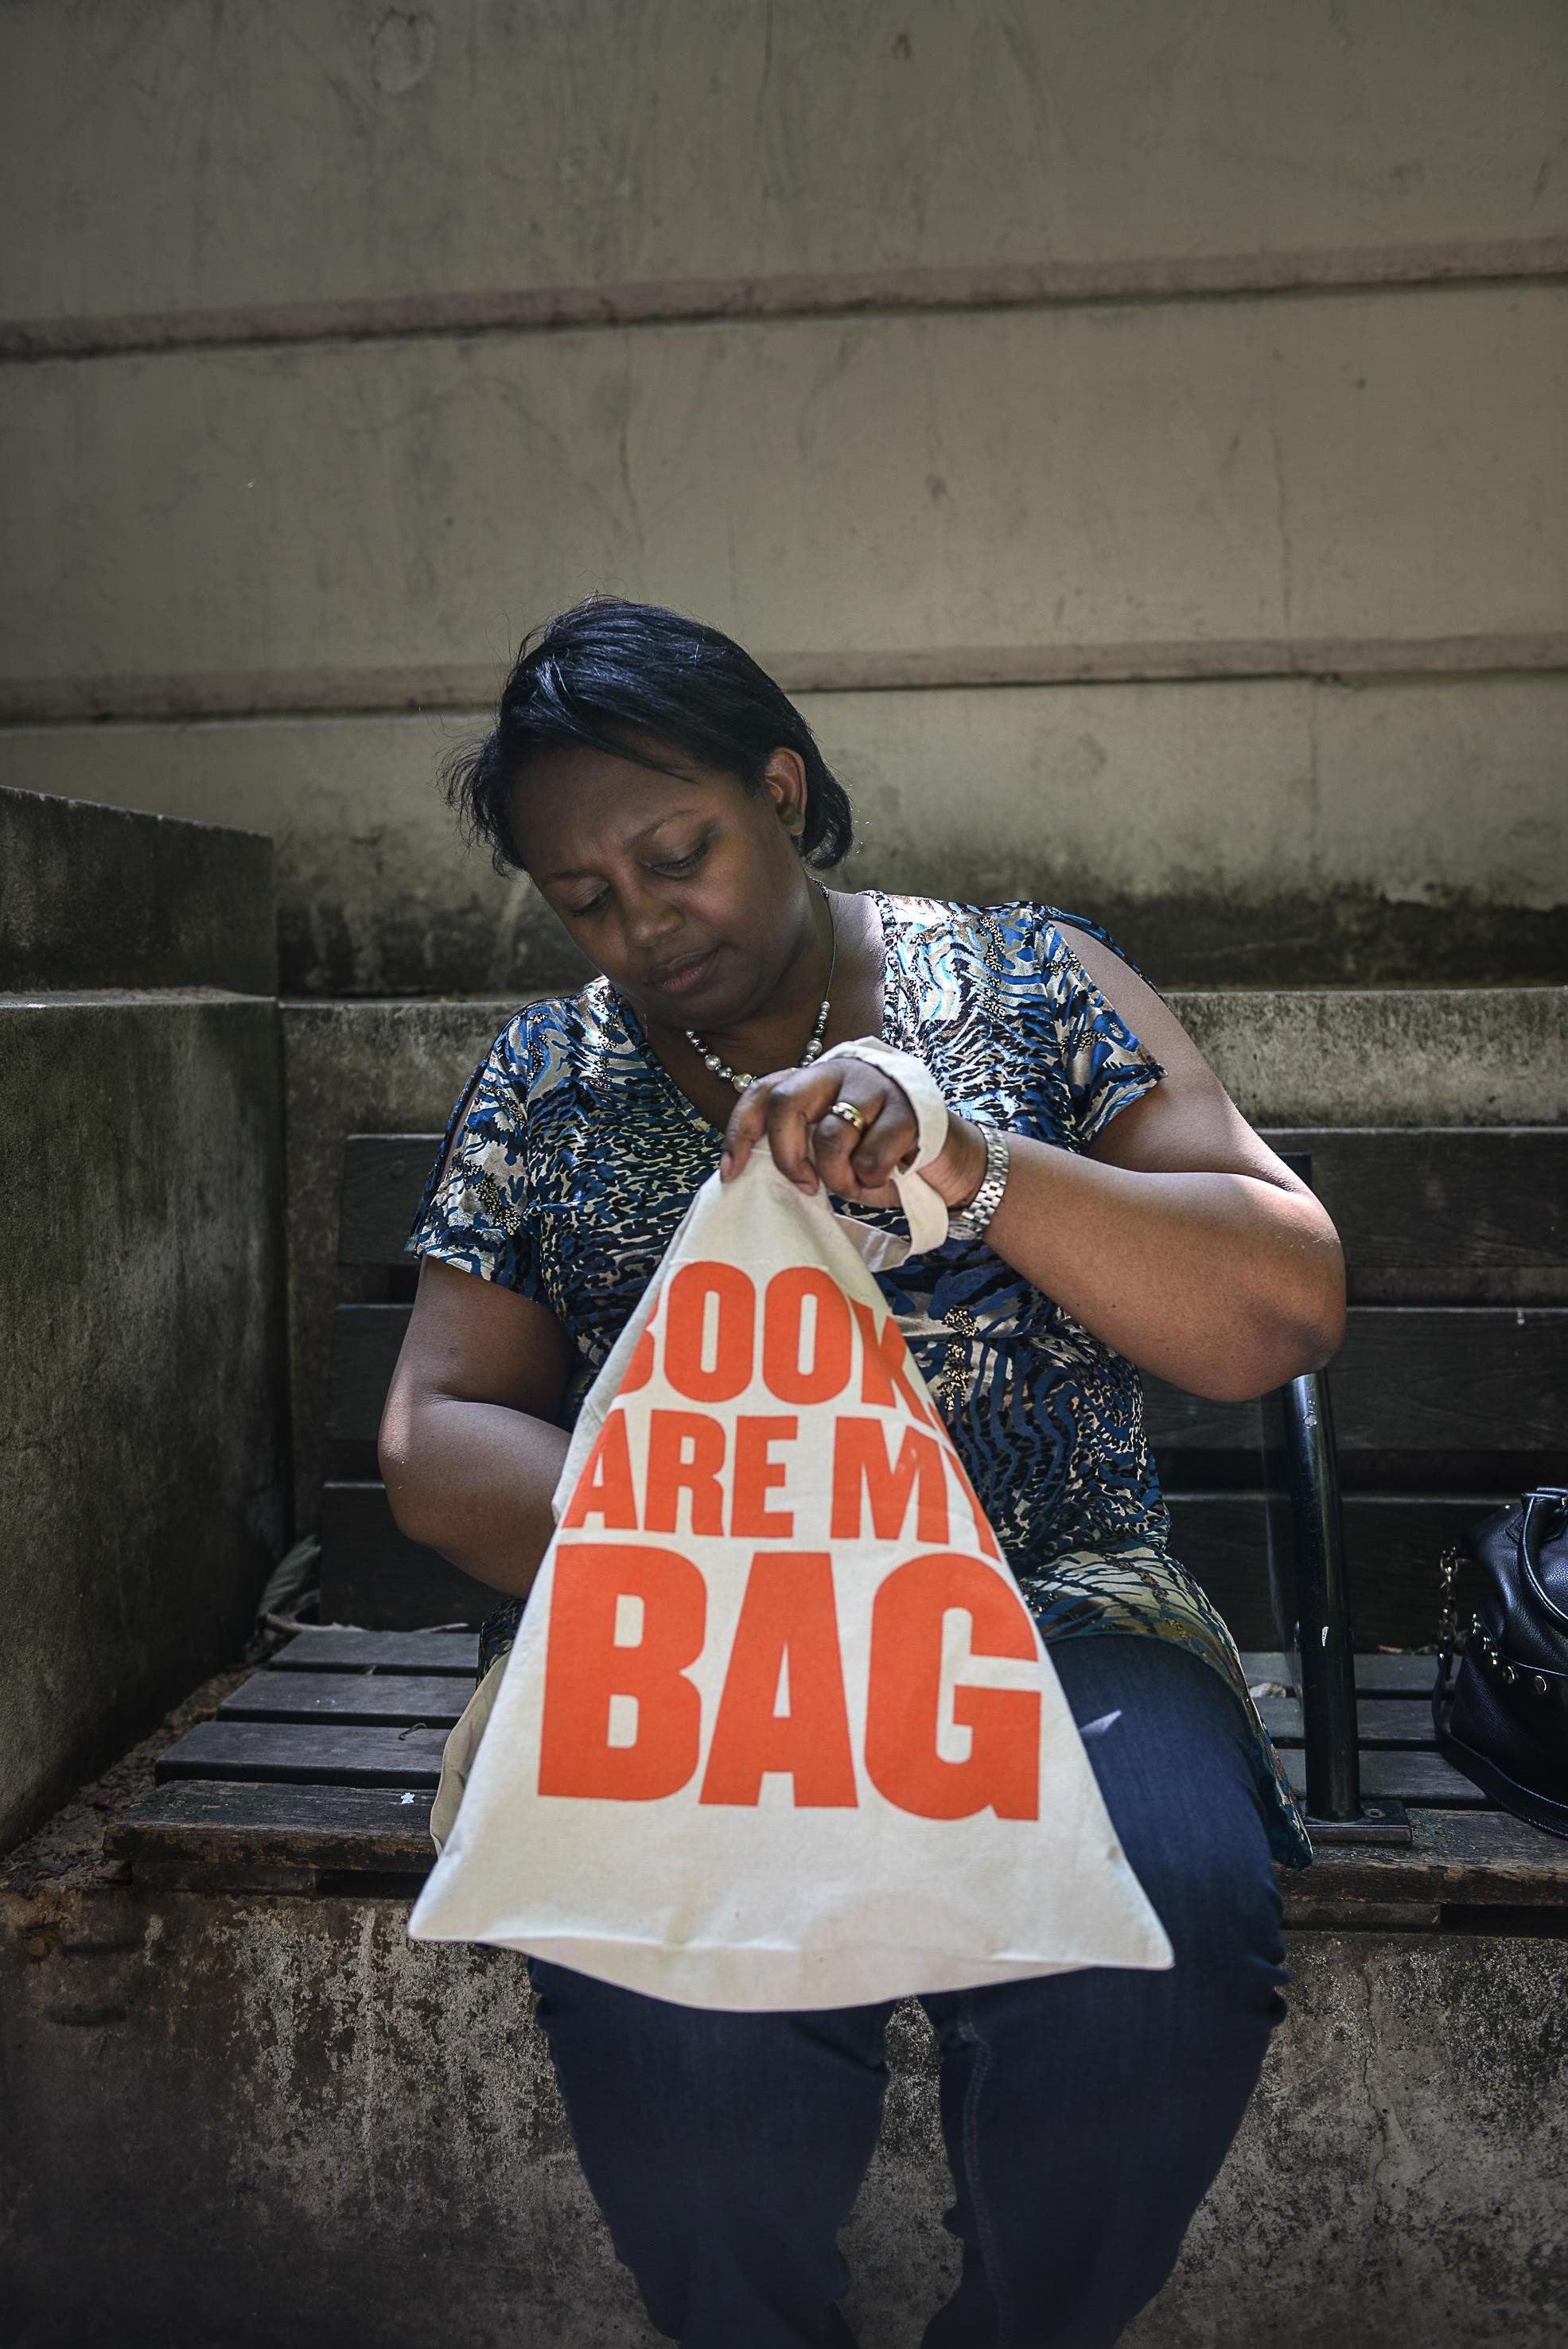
top-left (721, 1056), bottom-right (987, 1215)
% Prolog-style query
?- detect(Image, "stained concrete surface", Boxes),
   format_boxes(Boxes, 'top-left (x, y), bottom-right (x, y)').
top-left (280, 982), bottom-right (1568, 1526)
top-left (2, 1818), bottom-right (1564, 2347)
top-left (0, 784), bottom-right (275, 994)
top-left (5, 1), bottom-right (1564, 322)
top-left (6, 673), bottom-right (1565, 996)
top-left (8, 288), bottom-right (1566, 704)
top-left (1173, 986), bottom-right (1568, 1131)
top-left (0, 998), bottom-right (287, 1849)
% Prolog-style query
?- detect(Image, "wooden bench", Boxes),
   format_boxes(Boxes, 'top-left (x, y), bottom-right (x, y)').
top-left (111, 1121), bottom-right (1568, 1919)
top-left (104, 1624), bottom-right (1568, 1928)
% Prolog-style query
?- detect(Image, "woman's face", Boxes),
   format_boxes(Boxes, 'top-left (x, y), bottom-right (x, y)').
top-left (509, 739), bottom-right (815, 1032)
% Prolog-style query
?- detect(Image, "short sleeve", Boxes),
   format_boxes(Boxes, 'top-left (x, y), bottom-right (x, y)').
top-left (405, 1020), bottom-right (537, 1293)
top-left (1038, 915), bottom-right (1166, 1149)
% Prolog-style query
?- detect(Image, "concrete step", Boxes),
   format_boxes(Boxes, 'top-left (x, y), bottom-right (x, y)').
top-left (0, 781), bottom-right (274, 995)
top-left (1, 784), bottom-right (286, 1856)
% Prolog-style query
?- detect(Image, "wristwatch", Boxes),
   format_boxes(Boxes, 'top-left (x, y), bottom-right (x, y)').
top-left (947, 1119), bottom-right (1010, 1242)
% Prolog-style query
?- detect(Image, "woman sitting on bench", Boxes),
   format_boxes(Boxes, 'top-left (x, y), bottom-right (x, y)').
top-left (379, 593), bottom-right (1344, 2349)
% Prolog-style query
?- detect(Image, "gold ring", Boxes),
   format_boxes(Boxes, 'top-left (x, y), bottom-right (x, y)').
top-left (827, 1099), bottom-right (868, 1134)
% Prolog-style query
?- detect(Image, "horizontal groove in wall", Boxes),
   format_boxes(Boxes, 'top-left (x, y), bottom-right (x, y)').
top-left (4, 235), bottom-right (1566, 364)
top-left (5, 636), bottom-right (1566, 726)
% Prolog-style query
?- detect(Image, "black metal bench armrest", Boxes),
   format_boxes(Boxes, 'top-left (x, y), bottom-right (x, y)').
top-left (1270, 1150), bottom-right (1360, 1823)
top-left (1270, 1366), bottom-right (1360, 1819)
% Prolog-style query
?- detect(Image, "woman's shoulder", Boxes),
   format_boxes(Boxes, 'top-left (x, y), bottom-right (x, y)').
top-left (874, 890), bottom-right (1137, 974)
top-left (469, 976), bottom-right (623, 1116)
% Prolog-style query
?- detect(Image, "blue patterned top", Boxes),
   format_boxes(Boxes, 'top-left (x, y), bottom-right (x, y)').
top-left (407, 891), bottom-right (1311, 1866)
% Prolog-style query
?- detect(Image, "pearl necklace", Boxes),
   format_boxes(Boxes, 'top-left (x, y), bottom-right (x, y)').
top-left (686, 889), bottom-right (838, 1095)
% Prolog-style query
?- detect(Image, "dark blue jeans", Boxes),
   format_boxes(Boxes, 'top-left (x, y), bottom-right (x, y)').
top-left (528, 1635), bottom-right (1290, 2348)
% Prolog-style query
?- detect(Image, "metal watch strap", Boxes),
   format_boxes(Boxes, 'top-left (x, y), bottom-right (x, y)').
top-left (947, 1120), bottom-right (1010, 1241)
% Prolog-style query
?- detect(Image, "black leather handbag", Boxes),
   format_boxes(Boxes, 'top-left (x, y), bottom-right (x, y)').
top-left (1434, 1487), bottom-right (1568, 1839)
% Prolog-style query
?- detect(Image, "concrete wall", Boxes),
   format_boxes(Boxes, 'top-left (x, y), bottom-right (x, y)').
top-left (3, 1861), bottom-right (1565, 2346)
top-left (0, 789), bottom-right (288, 1851)
top-left (6, 1), bottom-right (1565, 317)
top-left (0, 784), bottom-right (277, 994)
top-left (1, 2), bottom-right (1563, 991)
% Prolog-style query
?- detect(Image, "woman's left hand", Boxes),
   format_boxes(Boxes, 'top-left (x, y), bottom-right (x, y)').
top-left (720, 1060), bottom-right (986, 1211)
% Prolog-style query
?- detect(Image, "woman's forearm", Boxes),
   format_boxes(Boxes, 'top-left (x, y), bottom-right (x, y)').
top-left (721, 1035), bottom-right (1344, 1402)
top-left (379, 1396), bottom-right (570, 1600)
top-left (980, 1134), bottom-right (1345, 1402)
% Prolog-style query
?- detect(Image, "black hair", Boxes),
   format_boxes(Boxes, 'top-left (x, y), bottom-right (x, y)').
top-left (442, 595), bottom-right (854, 874)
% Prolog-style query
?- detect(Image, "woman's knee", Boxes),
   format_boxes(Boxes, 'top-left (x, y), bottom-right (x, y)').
top-left (1111, 1755), bottom-right (1287, 2040)
top-left (1049, 1639), bottom-right (1289, 2031)
top-left (1158, 1842), bottom-right (1289, 2067)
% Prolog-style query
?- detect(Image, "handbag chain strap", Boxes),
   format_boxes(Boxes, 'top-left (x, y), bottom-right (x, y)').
top-left (1437, 1542), bottom-right (1465, 1671)
top-left (1434, 1538), bottom-right (1476, 1715)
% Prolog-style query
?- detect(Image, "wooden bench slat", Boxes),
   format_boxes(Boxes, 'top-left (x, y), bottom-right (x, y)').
top-left (158, 1710), bottom-right (1473, 1801)
top-left (338, 1135), bottom-right (443, 1267)
top-left (109, 1786), bottom-right (1568, 1911)
top-left (271, 1627), bottom-right (480, 1674)
top-left (228, 1655), bottom-right (1444, 1739)
top-left (1240, 1648), bottom-right (1435, 1694)
top-left (327, 1305), bottom-right (405, 1440)
top-left (317, 1480), bottom-right (496, 1629)
top-left (313, 1475), bottom-right (1496, 1648)
top-left (106, 1781), bottom-right (435, 1873)
top-left (1172, 1491), bottom-right (1497, 1649)
top-left (1146, 1307), bottom-right (1568, 1455)
top-left (154, 1720), bottom-right (448, 1788)
top-left (220, 1672), bottom-right (467, 1728)
top-left (1290, 1805), bottom-right (1568, 1904)
top-left (229, 1666), bottom-right (1451, 1741)
top-left (239, 1676), bottom-right (1426, 1737)
top-left (1254, 1695), bottom-right (1434, 1745)
top-left (1281, 1748), bottom-right (1484, 1806)
top-left (337, 1129), bottom-right (1568, 1301)
top-left (1263, 1129), bottom-right (1568, 1303)
top-left (327, 1299), bottom-right (1568, 1456)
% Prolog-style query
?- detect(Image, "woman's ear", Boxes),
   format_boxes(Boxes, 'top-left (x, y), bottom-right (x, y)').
top-left (761, 747), bottom-right (810, 836)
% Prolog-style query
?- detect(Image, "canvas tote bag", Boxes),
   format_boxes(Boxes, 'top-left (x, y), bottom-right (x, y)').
top-left (410, 1052), bottom-right (1170, 2009)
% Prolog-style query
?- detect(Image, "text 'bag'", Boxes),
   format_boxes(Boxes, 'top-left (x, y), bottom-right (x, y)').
top-left (409, 1149), bottom-right (1170, 2009)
